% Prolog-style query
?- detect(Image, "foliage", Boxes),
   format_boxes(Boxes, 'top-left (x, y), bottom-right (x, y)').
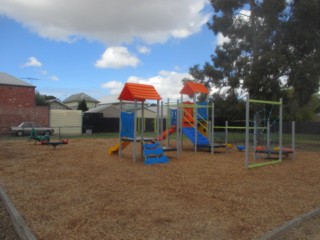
top-left (77, 99), bottom-right (88, 112)
top-left (35, 91), bottom-right (57, 106)
top-left (210, 92), bottom-right (245, 121)
top-left (283, 93), bottom-right (320, 121)
top-left (188, 0), bottom-right (320, 120)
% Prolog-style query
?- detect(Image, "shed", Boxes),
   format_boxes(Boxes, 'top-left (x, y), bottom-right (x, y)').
top-left (50, 109), bottom-right (82, 135)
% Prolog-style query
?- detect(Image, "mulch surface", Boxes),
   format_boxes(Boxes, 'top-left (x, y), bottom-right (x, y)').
top-left (0, 199), bottom-right (20, 240)
top-left (0, 138), bottom-right (319, 240)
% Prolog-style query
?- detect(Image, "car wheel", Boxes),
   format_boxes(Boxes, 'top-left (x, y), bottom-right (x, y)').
top-left (16, 131), bottom-right (24, 137)
top-left (43, 130), bottom-right (51, 136)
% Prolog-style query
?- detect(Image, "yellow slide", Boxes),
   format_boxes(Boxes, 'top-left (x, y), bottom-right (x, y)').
top-left (108, 141), bottom-right (130, 155)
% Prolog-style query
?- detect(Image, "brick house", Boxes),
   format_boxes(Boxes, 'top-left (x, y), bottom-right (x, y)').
top-left (0, 72), bottom-right (50, 135)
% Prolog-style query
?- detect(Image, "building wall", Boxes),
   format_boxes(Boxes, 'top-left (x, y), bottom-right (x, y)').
top-left (49, 101), bottom-right (70, 110)
top-left (0, 85), bottom-right (50, 135)
top-left (64, 101), bottom-right (98, 110)
top-left (0, 105), bottom-right (49, 135)
top-left (50, 109), bottom-right (82, 135)
top-left (0, 85), bottom-right (35, 107)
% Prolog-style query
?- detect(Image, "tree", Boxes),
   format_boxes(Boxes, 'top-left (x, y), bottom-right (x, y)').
top-left (188, 0), bottom-right (320, 119)
top-left (283, 93), bottom-right (320, 121)
top-left (35, 91), bottom-right (57, 106)
top-left (283, 0), bottom-right (320, 105)
top-left (77, 99), bottom-right (88, 112)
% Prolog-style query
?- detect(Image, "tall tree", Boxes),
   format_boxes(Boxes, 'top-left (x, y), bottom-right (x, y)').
top-left (189, 0), bottom-right (320, 117)
top-left (35, 91), bottom-right (57, 106)
top-left (283, 0), bottom-right (320, 105)
top-left (77, 99), bottom-right (88, 112)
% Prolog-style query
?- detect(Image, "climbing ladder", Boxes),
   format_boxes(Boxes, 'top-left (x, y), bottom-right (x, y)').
top-left (143, 142), bottom-right (169, 165)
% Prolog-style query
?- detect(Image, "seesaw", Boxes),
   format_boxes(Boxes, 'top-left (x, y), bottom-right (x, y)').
top-left (41, 139), bottom-right (68, 149)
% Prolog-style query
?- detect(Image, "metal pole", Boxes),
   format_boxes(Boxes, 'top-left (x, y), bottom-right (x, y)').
top-left (166, 98), bottom-right (170, 147)
top-left (179, 99), bottom-right (183, 151)
top-left (194, 94), bottom-right (197, 153)
top-left (141, 101), bottom-right (144, 141)
top-left (156, 100), bottom-right (160, 139)
top-left (160, 101), bottom-right (164, 145)
top-left (254, 120), bottom-right (257, 164)
top-left (211, 103), bottom-right (215, 154)
top-left (267, 120), bottom-right (270, 158)
top-left (176, 99), bottom-right (180, 158)
top-left (225, 121), bottom-right (228, 153)
top-left (119, 100), bottom-right (122, 158)
top-left (279, 98), bottom-right (283, 161)
top-left (133, 99), bottom-right (137, 162)
top-left (245, 94), bottom-right (250, 169)
top-left (292, 121), bottom-right (295, 159)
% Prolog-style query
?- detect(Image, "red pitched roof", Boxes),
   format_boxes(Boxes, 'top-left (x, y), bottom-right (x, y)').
top-left (118, 83), bottom-right (162, 101)
top-left (180, 82), bottom-right (209, 95)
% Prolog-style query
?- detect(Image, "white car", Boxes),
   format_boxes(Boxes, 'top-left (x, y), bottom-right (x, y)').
top-left (11, 122), bottom-right (54, 136)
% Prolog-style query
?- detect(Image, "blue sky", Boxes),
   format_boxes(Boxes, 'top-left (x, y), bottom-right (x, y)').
top-left (0, 0), bottom-right (224, 103)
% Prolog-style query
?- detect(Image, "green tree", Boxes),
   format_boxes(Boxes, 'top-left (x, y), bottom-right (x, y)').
top-left (283, 0), bottom-right (320, 105)
top-left (284, 93), bottom-right (320, 121)
top-left (206, 0), bottom-right (288, 100)
top-left (188, 0), bottom-right (320, 119)
top-left (77, 99), bottom-right (88, 112)
top-left (35, 91), bottom-right (57, 106)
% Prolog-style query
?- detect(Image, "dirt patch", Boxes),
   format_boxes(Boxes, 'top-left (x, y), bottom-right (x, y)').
top-left (0, 138), bottom-right (319, 240)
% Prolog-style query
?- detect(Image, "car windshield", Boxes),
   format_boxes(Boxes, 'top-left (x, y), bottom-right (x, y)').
top-left (18, 122), bottom-right (42, 128)
top-left (19, 122), bottom-right (31, 128)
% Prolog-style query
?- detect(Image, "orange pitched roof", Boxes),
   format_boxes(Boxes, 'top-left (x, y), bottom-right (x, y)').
top-left (180, 82), bottom-right (209, 95)
top-left (118, 83), bottom-right (162, 101)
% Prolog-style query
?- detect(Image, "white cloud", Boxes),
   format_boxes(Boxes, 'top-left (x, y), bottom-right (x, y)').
top-left (0, 0), bottom-right (209, 45)
top-left (50, 75), bottom-right (59, 81)
top-left (98, 95), bottom-right (119, 103)
top-left (137, 46), bottom-right (151, 54)
top-left (95, 46), bottom-right (140, 68)
top-left (237, 9), bottom-right (251, 19)
top-left (101, 80), bottom-right (124, 95)
top-left (100, 71), bottom-right (191, 102)
top-left (22, 57), bottom-right (42, 67)
top-left (38, 70), bottom-right (48, 75)
top-left (216, 33), bottom-right (230, 46)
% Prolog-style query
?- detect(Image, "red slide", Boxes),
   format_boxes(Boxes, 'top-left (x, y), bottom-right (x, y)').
top-left (157, 126), bottom-right (176, 141)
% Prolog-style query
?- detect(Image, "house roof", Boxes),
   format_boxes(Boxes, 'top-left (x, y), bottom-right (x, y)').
top-left (86, 103), bottom-right (156, 118)
top-left (118, 83), bottom-right (162, 101)
top-left (180, 82), bottom-right (209, 95)
top-left (63, 93), bottom-right (100, 103)
top-left (46, 99), bottom-right (73, 109)
top-left (86, 104), bottom-right (113, 113)
top-left (0, 72), bottom-right (35, 87)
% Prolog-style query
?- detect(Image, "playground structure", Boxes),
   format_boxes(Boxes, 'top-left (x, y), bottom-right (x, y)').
top-left (41, 139), bottom-right (69, 149)
top-left (177, 82), bottom-right (228, 154)
top-left (143, 142), bottom-right (169, 165)
top-left (29, 128), bottom-right (50, 143)
top-left (108, 83), bottom-right (172, 164)
top-left (108, 82), bottom-right (295, 168)
top-left (30, 128), bottom-right (69, 149)
top-left (245, 95), bottom-right (295, 169)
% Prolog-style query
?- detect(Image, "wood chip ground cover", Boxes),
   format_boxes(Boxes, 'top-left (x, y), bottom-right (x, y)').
top-left (0, 138), bottom-right (319, 240)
